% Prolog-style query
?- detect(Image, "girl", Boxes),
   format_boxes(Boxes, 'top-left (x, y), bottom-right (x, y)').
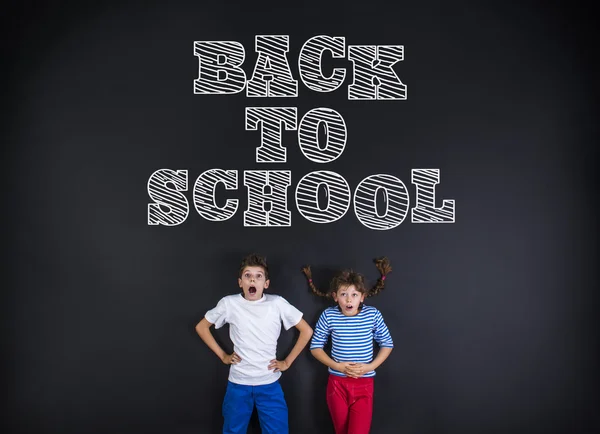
top-left (302, 258), bottom-right (394, 434)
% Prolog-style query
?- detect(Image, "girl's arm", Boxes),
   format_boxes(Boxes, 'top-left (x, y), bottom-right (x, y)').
top-left (368, 346), bottom-right (393, 371)
top-left (311, 348), bottom-right (356, 375)
top-left (310, 310), bottom-right (354, 375)
top-left (310, 348), bottom-right (338, 370)
top-left (346, 308), bottom-right (394, 376)
top-left (346, 346), bottom-right (393, 377)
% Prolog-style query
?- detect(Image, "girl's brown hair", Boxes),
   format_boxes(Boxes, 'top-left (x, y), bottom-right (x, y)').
top-left (301, 257), bottom-right (392, 299)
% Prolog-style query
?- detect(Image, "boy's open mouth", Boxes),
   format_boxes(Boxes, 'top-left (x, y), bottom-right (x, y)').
top-left (345, 305), bottom-right (353, 310)
top-left (249, 286), bottom-right (257, 295)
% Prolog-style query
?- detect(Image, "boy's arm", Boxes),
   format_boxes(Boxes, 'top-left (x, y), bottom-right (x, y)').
top-left (195, 318), bottom-right (241, 365)
top-left (268, 318), bottom-right (313, 372)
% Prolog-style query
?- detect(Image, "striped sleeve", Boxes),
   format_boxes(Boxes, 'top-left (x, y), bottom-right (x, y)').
top-left (310, 309), bottom-right (331, 350)
top-left (373, 308), bottom-right (394, 348)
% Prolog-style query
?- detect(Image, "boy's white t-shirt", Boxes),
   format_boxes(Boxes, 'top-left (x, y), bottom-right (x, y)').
top-left (205, 293), bottom-right (303, 386)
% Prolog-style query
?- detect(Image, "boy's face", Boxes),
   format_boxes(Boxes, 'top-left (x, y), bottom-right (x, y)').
top-left (333, 284), bottom-right (365, 316)
top-left (238, 266), bottom-right (269, 301)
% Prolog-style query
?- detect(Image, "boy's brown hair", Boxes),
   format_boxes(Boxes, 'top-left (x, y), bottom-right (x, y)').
top-left (239, 253), bottom-right (269, 280)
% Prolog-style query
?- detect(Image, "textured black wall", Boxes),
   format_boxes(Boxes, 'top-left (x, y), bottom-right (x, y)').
top-left (3, 1), bottom-right (597, 433)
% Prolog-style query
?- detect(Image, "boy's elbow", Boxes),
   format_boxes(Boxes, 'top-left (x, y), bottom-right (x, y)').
top-left (296, 320), bottom-right (313, 338)
top-left (195, 318), bottom-right (210, 334)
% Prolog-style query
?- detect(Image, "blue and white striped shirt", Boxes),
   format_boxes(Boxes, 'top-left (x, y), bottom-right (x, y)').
top-left (310, 305), bottom-right (394, 377)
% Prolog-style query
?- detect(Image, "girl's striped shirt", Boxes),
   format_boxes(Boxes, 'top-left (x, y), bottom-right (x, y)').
top-left (310, 305), bottom-right (393, 377)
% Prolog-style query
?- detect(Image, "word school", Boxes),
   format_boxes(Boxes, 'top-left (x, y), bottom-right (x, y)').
top-left (147, 166), bottom-right (454, 230)
top-left (147, 36), bottom-right (455, 229)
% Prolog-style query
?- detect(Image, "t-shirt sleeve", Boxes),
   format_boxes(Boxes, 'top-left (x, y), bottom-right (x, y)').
top-left (276, 296), bottom-right (304, 330)
top-left (310, 310), bottom-right (331, 350)
top-left (373, 308), bottom-right (394, 348)
top-left (204, 297), bottom-right (229, 329)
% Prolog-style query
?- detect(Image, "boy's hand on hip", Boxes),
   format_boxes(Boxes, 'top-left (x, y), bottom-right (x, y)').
top-left (268, 359), bottom-right (289, 372)
top-left (222, 352), bottom-right (241, 365)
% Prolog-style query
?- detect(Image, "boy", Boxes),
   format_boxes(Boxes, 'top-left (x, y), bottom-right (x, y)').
top-left (196, 253), bottom-right (313, 434)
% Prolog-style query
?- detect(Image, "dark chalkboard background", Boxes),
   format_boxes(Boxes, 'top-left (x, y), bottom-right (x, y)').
top-left (3, 1), bottom-right (597, 433)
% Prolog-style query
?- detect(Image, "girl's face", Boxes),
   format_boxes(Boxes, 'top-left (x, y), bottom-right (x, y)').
top-left (333, 284), bottom-right (365, 316)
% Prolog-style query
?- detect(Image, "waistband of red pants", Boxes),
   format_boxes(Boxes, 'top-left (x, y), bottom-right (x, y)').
top-left (329, 374), bottom-right (374, 384)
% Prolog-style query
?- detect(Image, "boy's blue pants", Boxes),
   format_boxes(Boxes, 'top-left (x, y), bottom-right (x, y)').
top-left (222, 380), bottom-right (288, 434)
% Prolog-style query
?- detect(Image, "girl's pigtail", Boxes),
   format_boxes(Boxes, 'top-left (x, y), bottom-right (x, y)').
top-left (368, 257), bottom-right (392, 297)
top-left (302, 265), bottom-right (330, 298)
